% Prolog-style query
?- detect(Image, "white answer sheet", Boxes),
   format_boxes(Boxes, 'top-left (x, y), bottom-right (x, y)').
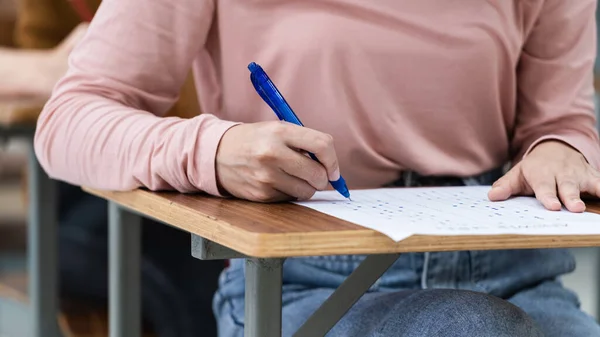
top-left (293, 186), bottom-right (600, 241)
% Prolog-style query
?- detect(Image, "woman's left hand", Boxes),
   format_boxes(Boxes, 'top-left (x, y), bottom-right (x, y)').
top-left (488, 140), bottom-right (600, 212)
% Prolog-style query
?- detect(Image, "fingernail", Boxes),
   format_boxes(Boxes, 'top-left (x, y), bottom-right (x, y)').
top-left (490, 185), bottom-right (506, 195)
top-left (549, 198), bottom-right (561, 207)
top-left (331, 168), bottom-right (340, 181)
top-left (573, 199), bottom-right (585, 206)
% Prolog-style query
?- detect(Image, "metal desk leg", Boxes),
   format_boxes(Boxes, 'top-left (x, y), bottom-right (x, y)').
top-left (27, 141), bottom-right (60, 337)
top-left (109, 202), bottom-right (141, 337)
top-left (244, 258), bottom-right (284, 337)
top-left (294, 253), bottom-right (401, 337)
top-left (191, 235), bottom-right (246, 260)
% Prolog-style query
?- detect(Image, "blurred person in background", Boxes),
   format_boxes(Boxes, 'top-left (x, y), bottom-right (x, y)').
top-left (0, 0), bottom-right (17, 46)
top-left (0, 23), bottom-right (86, 102)
top-left (1, 0), bottom-right (224, 336)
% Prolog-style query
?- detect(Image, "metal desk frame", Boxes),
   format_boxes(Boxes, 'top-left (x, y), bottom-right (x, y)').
top-left (1, 125), bottom-right (60, 337)
top-left (108, 202), bottom-right (401, 337)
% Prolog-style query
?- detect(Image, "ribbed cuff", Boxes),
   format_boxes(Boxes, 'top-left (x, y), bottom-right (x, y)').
top-left (189, 115), bottom-right (240, 197)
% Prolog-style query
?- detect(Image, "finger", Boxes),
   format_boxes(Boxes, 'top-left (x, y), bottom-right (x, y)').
top-left (280, 124), bottom-right (340, 181)
top-left (278, 149), bottom-right (329, 190)
top-left (246, 185), bottom-right (290, 203)
top-left (488, 166), bottom-right (529, 201)
top-left (556, 175), bottom-right (585, 213)
top-left (271, 170), bottom-right (317, 201)
top-left (528, 173), bottom-right (561, 211)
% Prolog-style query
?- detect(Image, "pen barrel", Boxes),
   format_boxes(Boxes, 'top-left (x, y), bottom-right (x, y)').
top-left (329, 177), bottom-right (350, 199)
top-left (248, 62), bottom-right (350, 199)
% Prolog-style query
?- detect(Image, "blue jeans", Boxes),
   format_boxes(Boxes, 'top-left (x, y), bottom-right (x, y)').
top-left (213, 169), bottom-right (600, 336)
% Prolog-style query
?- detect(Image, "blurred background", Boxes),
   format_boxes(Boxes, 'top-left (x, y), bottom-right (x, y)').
top-left (0, 0), bottom-right (27, 301)
top-left (2, 1), bottom-right (600, 336)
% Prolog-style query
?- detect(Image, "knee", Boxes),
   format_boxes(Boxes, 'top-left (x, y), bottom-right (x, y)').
top-left (389, 289), bottom-right (543, 337)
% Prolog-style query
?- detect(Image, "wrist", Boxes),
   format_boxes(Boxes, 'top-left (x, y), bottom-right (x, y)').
top-left (530, 139), bottom-right (579, 154)
top-left (39, 50), bottom-right (68, 95)
top-left (214, 124), bottom-right (243, 197)
top-left (15, 51), bottom-right (60, 99)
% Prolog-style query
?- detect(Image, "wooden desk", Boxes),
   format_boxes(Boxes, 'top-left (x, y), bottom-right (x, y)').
top-left (85, 187), bottom-right (600, 337)
top-left (0, 100), bottom-right (45, 127)
top-left (86, 189), bottom-right (600, 257)
top-left (0, 106), bottom-right (60, 337)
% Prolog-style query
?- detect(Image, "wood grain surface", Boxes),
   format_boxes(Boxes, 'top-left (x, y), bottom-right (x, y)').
top-left (0, 100), bottom-right (44, 127)
top-left (84, 187), bottom-right (600, 258)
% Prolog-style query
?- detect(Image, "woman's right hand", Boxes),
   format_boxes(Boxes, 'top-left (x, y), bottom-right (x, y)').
top-left (215, 121), bottom-right (341, 202)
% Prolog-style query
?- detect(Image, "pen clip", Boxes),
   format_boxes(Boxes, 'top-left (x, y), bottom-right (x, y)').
top-left (248, 62), bottom-right (304, 126)
top-left (250, 72), bottom-right (285, 121)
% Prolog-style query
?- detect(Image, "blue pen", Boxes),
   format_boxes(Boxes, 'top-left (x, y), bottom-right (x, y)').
top-left (248, 62), bottom-right (351, 200)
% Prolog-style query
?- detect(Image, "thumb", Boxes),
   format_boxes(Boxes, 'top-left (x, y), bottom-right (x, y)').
top-left (488, 165), bottom-right (527, 201)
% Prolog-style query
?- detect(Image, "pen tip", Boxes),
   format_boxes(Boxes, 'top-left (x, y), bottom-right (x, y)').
top-left (347, 197), bottom-right (353, 202)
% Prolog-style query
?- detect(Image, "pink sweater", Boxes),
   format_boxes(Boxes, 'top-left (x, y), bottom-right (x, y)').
top-left (34, 0), bottom-right (600, 196)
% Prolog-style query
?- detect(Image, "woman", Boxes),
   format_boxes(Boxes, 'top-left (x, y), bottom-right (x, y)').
top-left (34, 0), bottom-right (600, 336)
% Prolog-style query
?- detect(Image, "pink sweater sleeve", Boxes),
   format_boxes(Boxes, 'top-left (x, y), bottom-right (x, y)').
top-left (515, 0), bottom-right (600, 169)
top-left (34, 0), bottom-right (237, 194)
